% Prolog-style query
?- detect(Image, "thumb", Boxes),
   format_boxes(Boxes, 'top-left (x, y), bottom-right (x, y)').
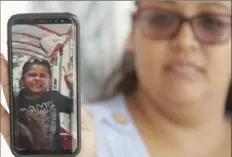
top-left (0, 104), bottom-right (10, 146)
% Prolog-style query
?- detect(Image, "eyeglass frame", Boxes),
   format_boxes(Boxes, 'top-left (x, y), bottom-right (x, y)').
top-left (134, 6), bottom-right (231, 44)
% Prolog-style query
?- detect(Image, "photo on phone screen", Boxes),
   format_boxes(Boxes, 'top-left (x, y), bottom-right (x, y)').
top-left (8, 14), bottom-right (79, 156)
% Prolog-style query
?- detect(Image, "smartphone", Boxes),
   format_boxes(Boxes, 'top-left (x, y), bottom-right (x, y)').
top-left (7, 13), bottom-right (80, 157)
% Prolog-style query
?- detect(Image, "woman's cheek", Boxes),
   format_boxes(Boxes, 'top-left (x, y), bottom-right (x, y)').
top-left (204, 45), bottom-right (231, 90)
top-left (135, 52), bottom-right (164, 95)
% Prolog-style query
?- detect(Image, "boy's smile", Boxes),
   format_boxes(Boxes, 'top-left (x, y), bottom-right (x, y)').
top-left (23, 64), bottom-right (50, 94)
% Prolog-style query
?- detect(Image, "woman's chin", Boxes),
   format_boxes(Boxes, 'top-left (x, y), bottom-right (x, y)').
top-left (169, 92), bottom-right (205, 106)
top-left (159, 83), bottom-right (207, 105)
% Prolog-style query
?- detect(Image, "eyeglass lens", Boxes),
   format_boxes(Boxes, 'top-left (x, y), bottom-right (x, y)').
top-left (138, 8), bottom-right (231, 44)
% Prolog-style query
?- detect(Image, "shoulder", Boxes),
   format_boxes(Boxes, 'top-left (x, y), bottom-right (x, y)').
top-left (84, 94), bottom-right (128, 122)
top-left (83, 95), bottom-right (149, 157)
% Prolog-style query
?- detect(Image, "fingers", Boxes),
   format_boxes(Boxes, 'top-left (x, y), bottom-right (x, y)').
top-left (80, 107), bottom-right (94, 131)
top-left (0, 104), bottom-right (10, 146)
top-left (0, 54), bottom-right (11, 147)
top-left (77, 127), bottom-right (96, 157)
top-left (0, 54), bottom-right (10, 105)
top-left (63, 61), bottom-right (73, 74)
top-left (76, 107), bottom-right (96, 157)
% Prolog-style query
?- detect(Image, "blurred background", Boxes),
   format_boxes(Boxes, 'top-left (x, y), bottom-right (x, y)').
top-left (1, 1), bottom-right (135, 156)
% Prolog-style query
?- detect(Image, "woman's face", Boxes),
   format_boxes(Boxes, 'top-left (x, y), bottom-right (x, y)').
top-left (132, 1), bottom-right (231, 104)
top-left (23, 64), bottom-right (50, 94)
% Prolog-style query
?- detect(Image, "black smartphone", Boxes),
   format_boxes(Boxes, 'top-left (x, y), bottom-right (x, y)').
top-left (7, 13), bottom-right (80, 157)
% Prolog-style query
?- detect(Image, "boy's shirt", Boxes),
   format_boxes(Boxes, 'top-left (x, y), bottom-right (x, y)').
top-left (14, 90), bottom-right (73, 150)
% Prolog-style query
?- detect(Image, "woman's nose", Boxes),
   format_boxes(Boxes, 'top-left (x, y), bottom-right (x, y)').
top-left (171, 23), bottom-right (199, 54)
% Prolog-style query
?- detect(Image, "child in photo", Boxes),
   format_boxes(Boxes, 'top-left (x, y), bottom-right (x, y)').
top-left (14, 58), bottom-right (74, 151)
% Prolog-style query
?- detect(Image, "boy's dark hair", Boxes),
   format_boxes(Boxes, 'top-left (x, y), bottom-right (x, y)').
top-left (15, 110), bottom-right (50, 150)
top-left (22, 58), bottom-right (52, 77)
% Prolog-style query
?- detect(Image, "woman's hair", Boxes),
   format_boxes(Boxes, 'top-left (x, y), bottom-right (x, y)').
top-left (21, 58), bottom-right (52, 77)
top-left (15, 110), bottom-right (50, 150)
top-left (103, 1), bottom-right (231, 112)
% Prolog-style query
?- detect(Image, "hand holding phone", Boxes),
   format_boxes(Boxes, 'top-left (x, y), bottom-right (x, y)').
top-left (0, 53), bottom-right (96, 157)
top-left (1, 13), bottom-right (96, 157)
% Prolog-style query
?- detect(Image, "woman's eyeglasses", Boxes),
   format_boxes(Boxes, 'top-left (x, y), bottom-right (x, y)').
top-left (135, 7), bottom-right (231, 44)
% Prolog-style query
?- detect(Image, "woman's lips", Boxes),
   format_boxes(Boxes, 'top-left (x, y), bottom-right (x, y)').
top-left (165, 61), bottom-right (204, 78)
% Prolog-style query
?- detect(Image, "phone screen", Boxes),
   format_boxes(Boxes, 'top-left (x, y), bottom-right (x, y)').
top-left (8, 15), bottom-right (79, 156)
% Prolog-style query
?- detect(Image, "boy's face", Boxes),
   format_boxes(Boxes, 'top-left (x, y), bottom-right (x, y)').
top-left (23, 64), bottom-right (50, 94)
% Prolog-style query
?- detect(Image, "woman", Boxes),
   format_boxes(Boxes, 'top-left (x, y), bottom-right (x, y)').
top-left (85, 1), bottom-right (231, 157)
top-left (1, 1), bottom-right (231, 157)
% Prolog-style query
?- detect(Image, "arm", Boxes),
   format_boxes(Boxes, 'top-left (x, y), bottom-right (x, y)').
top-left (56, 66), bottom-right (74, 113)
top-left (56, 92), bottom-right (73, 114)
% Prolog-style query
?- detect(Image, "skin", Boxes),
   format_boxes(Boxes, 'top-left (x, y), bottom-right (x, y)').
top-left (22, 64), bottom-right (73, 97)
top-left (22, 64), bottom-right (73, 96)
top-left (127, 1), bottom-right (231, 157)
top-left (22, 64), bottom-right (50, 95)
top-left (1, 1), bottom-right (231, 157)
